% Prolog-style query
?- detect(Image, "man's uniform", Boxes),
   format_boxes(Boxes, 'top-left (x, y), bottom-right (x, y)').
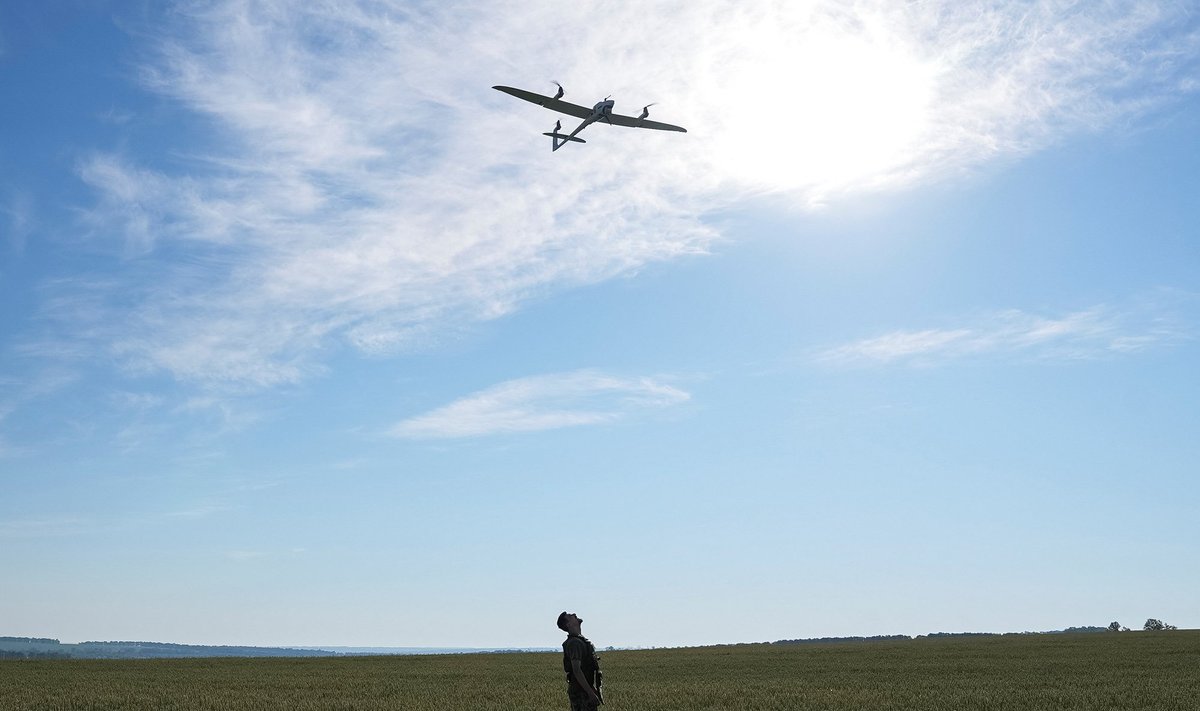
top-left (562, 633), bottom-right (602, 710)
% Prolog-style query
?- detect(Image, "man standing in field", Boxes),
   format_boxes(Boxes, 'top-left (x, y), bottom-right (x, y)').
top-left (557, 611), bottom-right (603, 710)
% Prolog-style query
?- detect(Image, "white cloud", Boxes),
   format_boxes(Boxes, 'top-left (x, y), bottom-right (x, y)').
top-left (66, 0), bottom-right (1199, 387)
top-left (390, 370), bottom-right (689, 439)
top-left (816, 300), bottom-right (1194, 366)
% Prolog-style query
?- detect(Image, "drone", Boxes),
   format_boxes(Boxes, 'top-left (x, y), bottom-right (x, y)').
top-left (493, 82), bottom-right (687, 151)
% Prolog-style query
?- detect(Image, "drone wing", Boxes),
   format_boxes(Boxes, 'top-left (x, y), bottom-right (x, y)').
top-left (605, 112), bottom-right (687, 132)
top-left (493, 86), bottom-right (593, 120)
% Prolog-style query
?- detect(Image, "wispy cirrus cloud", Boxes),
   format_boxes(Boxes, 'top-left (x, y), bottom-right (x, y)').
top-left (390, 370), bottom-right (689, 439)
top-left (816, 298), bottom-right (1194, 367)
top-left (54, 1), bottom-right (1200, 388)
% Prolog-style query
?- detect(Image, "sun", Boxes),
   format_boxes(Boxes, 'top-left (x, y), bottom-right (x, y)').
top-left (707, 13), bottom-right (939, 203)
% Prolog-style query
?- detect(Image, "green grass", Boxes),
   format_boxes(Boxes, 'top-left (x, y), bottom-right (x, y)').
top-left (3, 632), bottom-right (1197, 710)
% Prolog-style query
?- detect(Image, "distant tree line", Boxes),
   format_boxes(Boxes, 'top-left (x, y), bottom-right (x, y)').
top-left (0, 649), bottom-right (71, 660)
top-left (1107, 619), bottom-right (1178, 632)
top-left (775, 635), bottom-right (911, 645)
top-left (774, 621), bottom-right (1183, 647)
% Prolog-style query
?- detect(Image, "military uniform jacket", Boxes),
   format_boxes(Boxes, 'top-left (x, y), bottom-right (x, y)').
top-left (562, 634), bottom-right (600, 687)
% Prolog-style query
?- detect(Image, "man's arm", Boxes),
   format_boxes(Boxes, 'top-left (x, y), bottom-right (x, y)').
top-left (570, 659), bottom-right (601, 704)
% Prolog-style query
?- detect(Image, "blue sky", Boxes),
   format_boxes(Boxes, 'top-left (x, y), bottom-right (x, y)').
top-left (1, 1), bottom-right (1198, 648)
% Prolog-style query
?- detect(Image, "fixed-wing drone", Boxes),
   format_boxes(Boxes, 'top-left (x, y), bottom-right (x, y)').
top-left (493, 83), bottom-right (687, 151)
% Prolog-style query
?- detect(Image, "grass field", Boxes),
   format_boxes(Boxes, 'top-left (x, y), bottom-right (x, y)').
top-left (2, 631), bottom-right (1197, 710)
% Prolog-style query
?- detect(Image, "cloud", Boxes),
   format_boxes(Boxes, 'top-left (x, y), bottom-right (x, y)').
top-left (64, 1), bottom-right (1199, 387)
top-left (816, 298), bottom-right (1195, 366)
top-left (390, 370), bottom-right (689, 439)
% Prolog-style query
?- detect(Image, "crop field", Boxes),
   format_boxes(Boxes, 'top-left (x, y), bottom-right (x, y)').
top-left (2, 631), bottom-right (1197, 710)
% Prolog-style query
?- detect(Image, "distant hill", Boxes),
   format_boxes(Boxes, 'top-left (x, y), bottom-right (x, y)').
top-left (0, 637), bottom-right (557, 660)
top-left (0, 637), bottom-right (328, 660)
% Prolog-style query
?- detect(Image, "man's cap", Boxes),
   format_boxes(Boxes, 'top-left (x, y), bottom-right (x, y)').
top-left (556, 611), bottom-right (569, 631)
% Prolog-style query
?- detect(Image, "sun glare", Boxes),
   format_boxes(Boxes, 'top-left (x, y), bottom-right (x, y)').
top-left (709, 16), bottom-right (937, 202)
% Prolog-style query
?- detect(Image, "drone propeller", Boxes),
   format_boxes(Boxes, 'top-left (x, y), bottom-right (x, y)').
top-left (639, 103), bottom-right (657, 120)
top-left (551, 81), bottom-right (564, 100)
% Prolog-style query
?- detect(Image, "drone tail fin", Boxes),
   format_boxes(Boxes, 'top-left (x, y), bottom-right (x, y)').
top-left (542, 132), bottom-right (586, 151)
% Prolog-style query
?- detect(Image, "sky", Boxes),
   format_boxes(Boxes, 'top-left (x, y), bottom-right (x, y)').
top-left (1, 0), bottom-right (1198, 649)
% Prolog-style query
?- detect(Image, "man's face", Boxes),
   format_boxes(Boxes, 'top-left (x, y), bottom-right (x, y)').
top-left (568, 613), bottom-right (583, 627)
